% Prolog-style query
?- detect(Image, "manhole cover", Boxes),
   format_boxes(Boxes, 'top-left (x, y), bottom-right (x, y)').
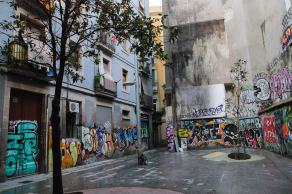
top-left (18, 180), bottom-right (33, 184)
top-left (228, 152), bottom-right (251, 160)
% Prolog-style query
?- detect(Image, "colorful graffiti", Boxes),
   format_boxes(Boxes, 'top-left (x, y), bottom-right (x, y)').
top-left (113, 127), bottom-right (138, 152)
top-left (262, 116), bottom-right (277, 144)
top-left (49, 125), bottom-right (140, 170)
top-left (166, 126), bottom-right (174, 152)
top-left (261, 106), bottom-right (292, 156)
top-left (5, 120), bottom-right (39, 178)
top-left (178, 129), bottom-right (189, 138)
top-left (60, 138), bottom-right (84, 169)
top-left (286, 107), bottom-right (292, 143)
top-left (81, 127), bottom-right (98, 152)
top-left (270, 67), bottom-right (292, 100)
top-left (281, 25), bottom-right (292, 49)
top-left (181, 118), bottom-right (262, 149)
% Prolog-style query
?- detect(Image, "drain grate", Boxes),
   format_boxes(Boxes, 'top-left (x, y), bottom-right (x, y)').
top-left (18, 180), bottom-right (33, 184)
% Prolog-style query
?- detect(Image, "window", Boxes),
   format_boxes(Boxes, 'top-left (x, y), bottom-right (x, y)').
top-left (122, 69), bottom-right (129, 92)
top-left (122, 109), bottom-right (130, 119)
top-left (153, 98), bottom-right (157, 111)
top-left (103, 58), bottom-right (110, 75)
top-left (122, 109), bottom-right (130, 128)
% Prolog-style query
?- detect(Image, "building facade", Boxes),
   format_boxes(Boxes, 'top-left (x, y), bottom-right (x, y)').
top-left (150, 5), bottom-right (167, 146)
top-left (163, 0), bottom-right (292, 152)
top-left (0, 0), bottom-right (153, 181)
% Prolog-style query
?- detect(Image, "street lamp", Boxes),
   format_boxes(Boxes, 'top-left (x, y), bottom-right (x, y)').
top-left (123, 72), bottom-right (141, 147)
top-left (8, 30), bottom-right (28, 63)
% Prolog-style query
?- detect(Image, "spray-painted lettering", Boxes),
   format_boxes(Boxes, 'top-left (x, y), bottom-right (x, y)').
top-left (5, 120), bottom-right (39, 178)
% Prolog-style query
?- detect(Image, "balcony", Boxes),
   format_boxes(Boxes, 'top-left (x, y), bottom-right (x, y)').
top-left (16, 0), bottom-right (50, 19)
top-left (0, 59), bottom-right (53, 82)
top-left (96, 32), bottom-right (115, 55)
top-left (140, 93), bottom-right (152, 110)
top-left (94, 75), bottom-right (117, 98)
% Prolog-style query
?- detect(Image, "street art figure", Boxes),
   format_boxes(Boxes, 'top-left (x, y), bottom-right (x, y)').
top-left (5, 120), bottom-right (39, 178)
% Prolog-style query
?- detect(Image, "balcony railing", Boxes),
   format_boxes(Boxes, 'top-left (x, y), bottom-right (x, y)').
top-left (94, 75), bottom-right (117, 98)
top-left (0, 59), bottom-right (53, 82)
top-left (97, 32), bottom-right (115, 54)
top-left (140, 93), bottom-right (152, 109)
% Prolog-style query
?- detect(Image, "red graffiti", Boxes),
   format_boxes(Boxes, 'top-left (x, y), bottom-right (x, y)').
top-left (263, 117), bottom-right (278, 144)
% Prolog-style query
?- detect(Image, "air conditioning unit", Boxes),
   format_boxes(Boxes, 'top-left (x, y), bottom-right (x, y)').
top-left (69, 101), bottom-right (79, 113)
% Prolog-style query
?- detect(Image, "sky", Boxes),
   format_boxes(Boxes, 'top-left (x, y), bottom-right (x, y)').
top-left (149, 0), bottom-right (162, 6)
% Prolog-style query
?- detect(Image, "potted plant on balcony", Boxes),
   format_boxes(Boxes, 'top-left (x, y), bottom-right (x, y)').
top-left (94, 74), bottom-right (101, 91)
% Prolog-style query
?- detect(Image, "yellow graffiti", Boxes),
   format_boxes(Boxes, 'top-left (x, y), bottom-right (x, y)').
top-left (178, 129), bottom-right (189, 138)
top-left (69, 142), bottom-right (78, 166)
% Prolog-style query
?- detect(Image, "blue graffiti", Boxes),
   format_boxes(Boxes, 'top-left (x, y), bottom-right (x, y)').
top-left (5, 121), bottom-right (39, 178)
top-left (116, 128), bottom-right (126, 151)
top-left (96, 127), bottom-right (104, 156)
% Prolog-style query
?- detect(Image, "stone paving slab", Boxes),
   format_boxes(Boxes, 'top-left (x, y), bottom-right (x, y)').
top-left (1, 148), bottom-right (292, 194)
top-left (68, 187), bottom-right (183, 194)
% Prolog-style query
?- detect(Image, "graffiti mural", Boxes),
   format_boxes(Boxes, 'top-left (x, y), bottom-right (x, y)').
top-left (60, 138), bottom-right (84, 169)
top-left (239, 117), bottom-right (262, 148)
top-left (253, 72), bottom-right (271, 101)
top-left (261, 106), bottom-right (292, 156)
top-left (111, 127), bottom-right (138, 152)
top-left (82, 127), bottom-right (92, 152)
top-left (262, 116), bottom-right (277, 144)
top-left (281, 25), bottom-right (292, 49)
top-left (181, 118), bottom-right (262, 149)
top-left (286, 107), bottom-right (292, 144)
top-left (166, 126), bottom-right (174, 152)
top-left (5, 120), bottom-right (39, 178)
top-left (96, 127), bottom-right (104, 156)
top-left (47, 125), bottom-right (140, 171)
top-left (270, 67), bottom-right (292, 100)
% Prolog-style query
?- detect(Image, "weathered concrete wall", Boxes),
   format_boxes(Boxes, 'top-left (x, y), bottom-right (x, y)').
top-left (165, 0), bottom-right (287, 84)
top-left (163, 0), bottom-right (289, 120)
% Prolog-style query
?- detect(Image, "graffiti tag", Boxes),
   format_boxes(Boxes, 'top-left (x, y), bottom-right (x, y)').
top-left (6, 121), bottom-right (39, 178)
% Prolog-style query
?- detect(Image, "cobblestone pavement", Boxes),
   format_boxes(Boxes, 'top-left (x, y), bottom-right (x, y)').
top-left (1, 148), bottom-right (292, 194)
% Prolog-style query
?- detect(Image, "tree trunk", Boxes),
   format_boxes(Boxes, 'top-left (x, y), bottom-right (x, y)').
top-left (51, 78), bottom-right (64, 194)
